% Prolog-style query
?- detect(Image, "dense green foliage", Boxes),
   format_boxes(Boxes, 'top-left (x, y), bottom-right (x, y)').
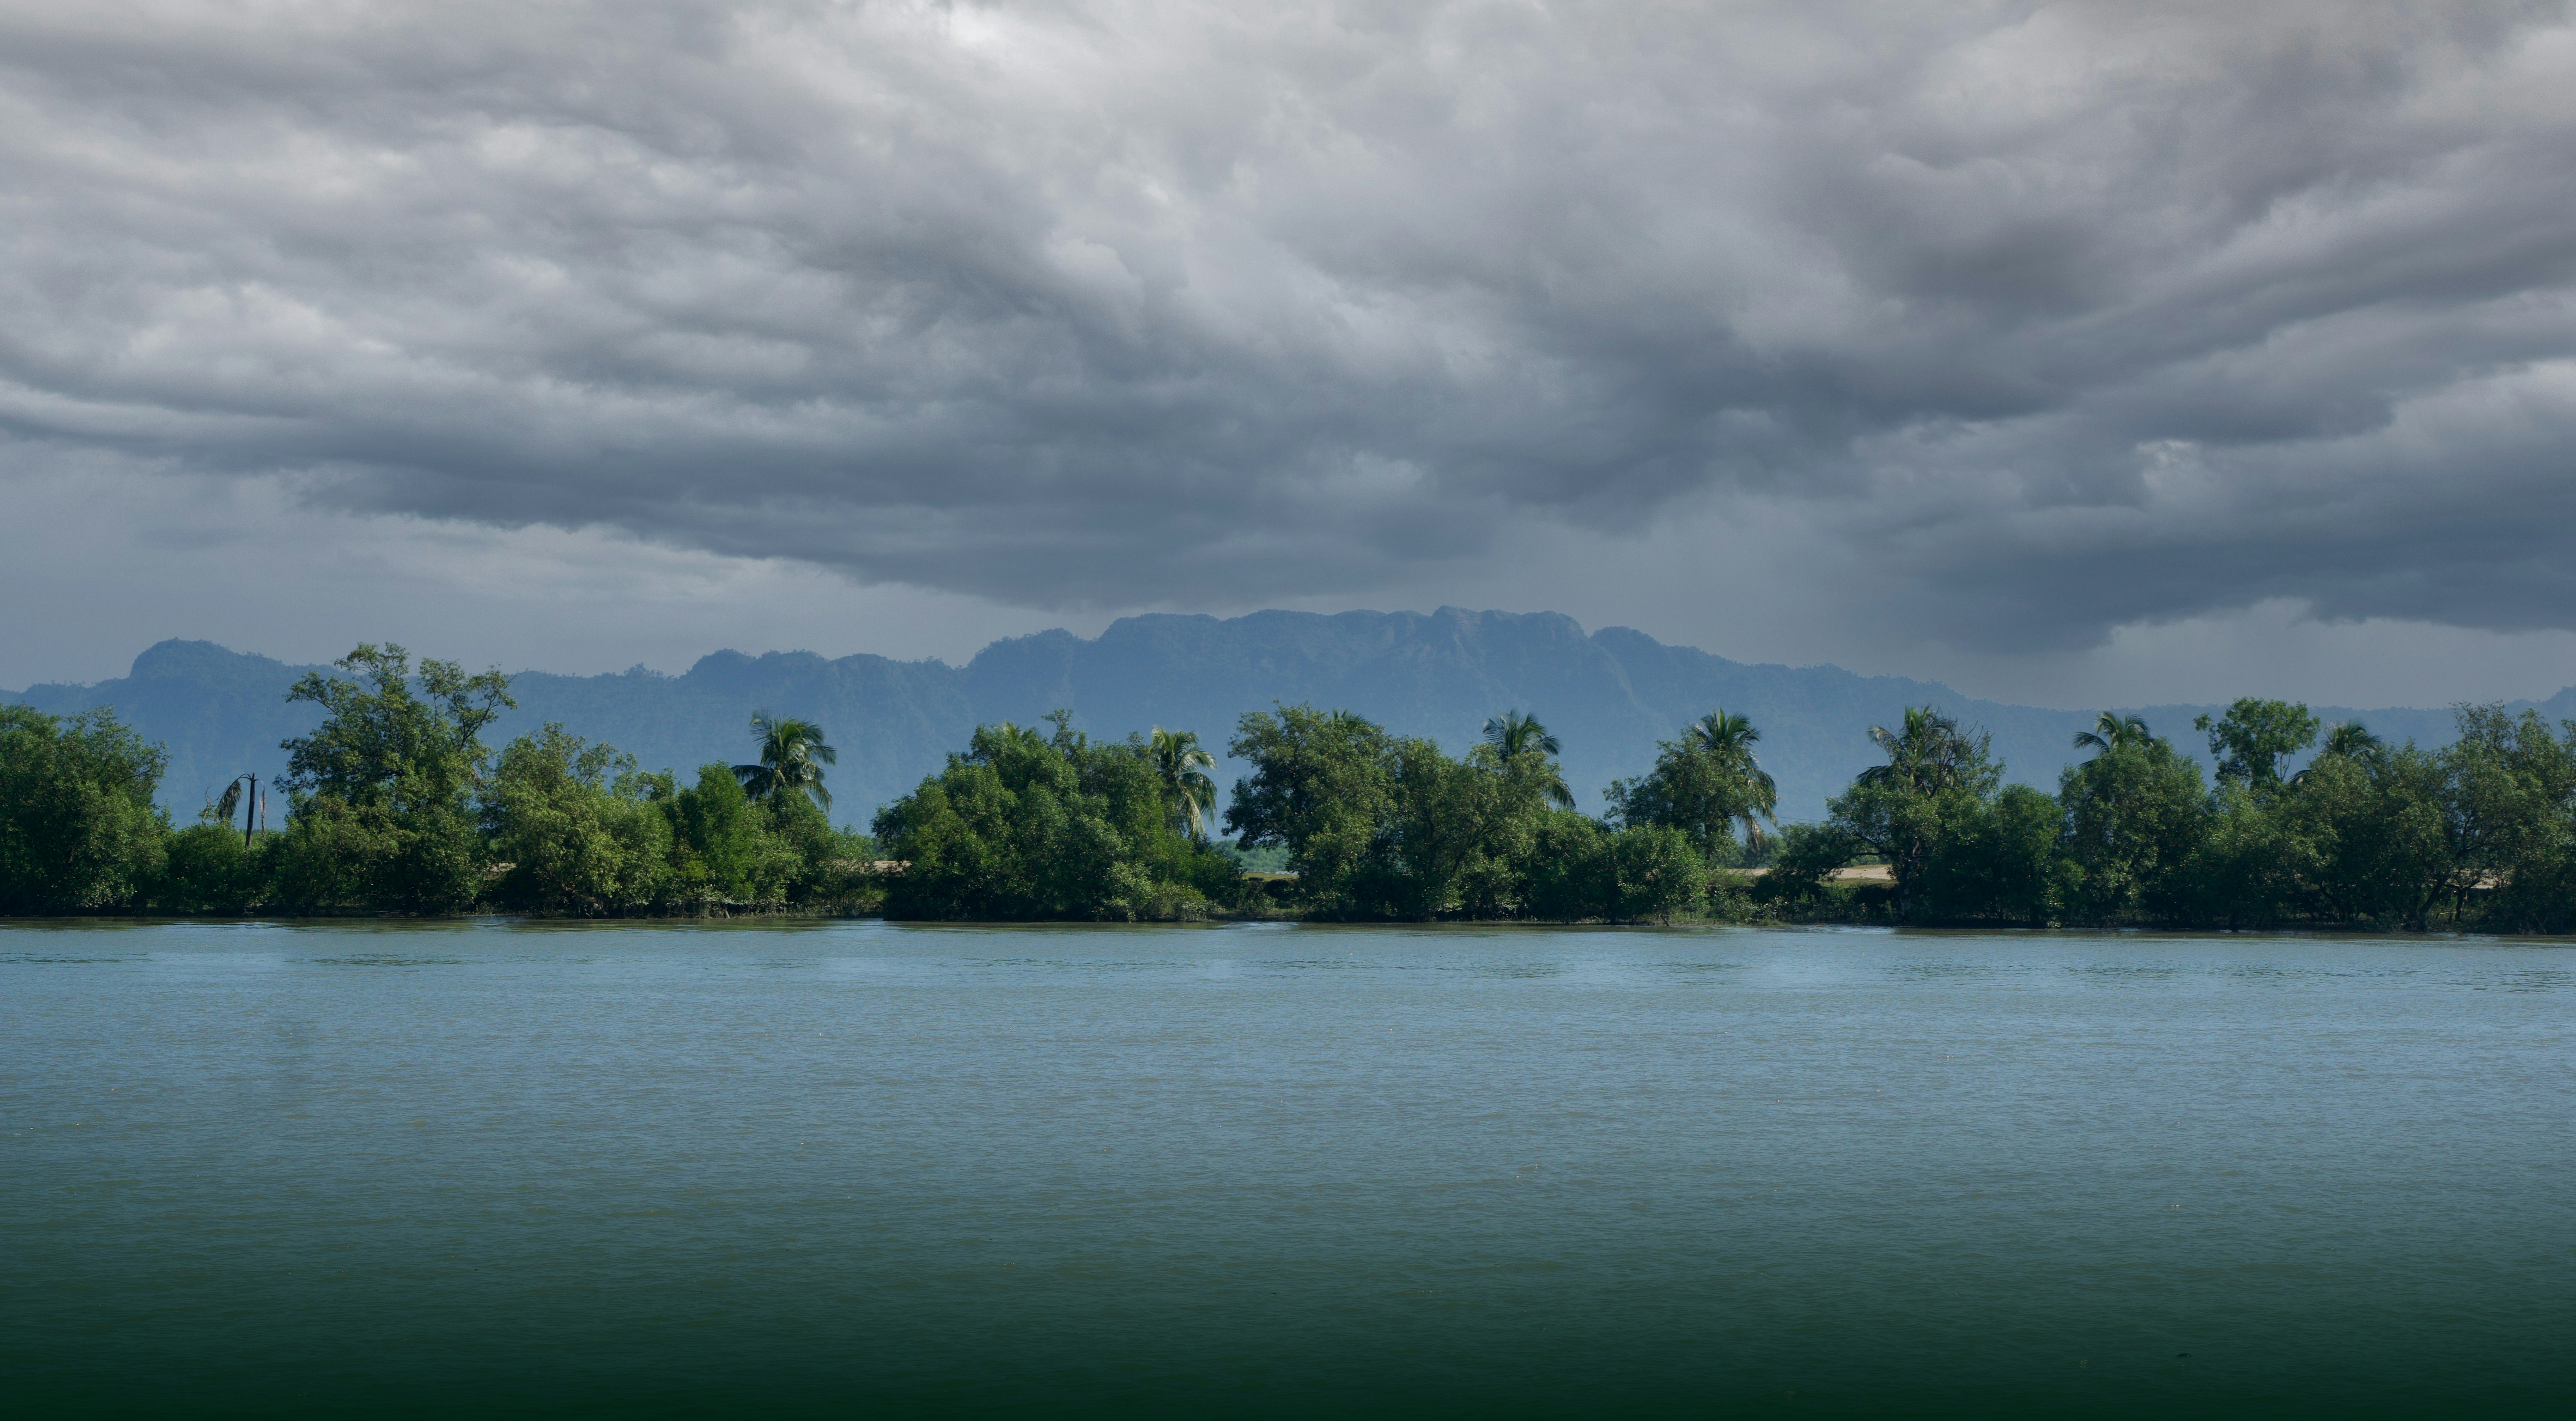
top-left (262, 644), bottom-right (512, 913)
top-left (1604, 710), bottom-right (1779, 862)
top-left (0, 704), bottom-right (169, 913)
top-left (871, 715), bottom-right (1239, 920)
top-left (474, 726), bottom-right (872, 915)
top-left (732, 712), bottom-right (838, 811)
top-left (15, 642), bottom-right (2576, 932)
top-left (1145, 727), bottom-right (1219, 841)
top-left (1221, 704), bottom-right (1703, 921)
top-left (0, 647), bottom-right (873, 917)
top-left (1810, 707), bottom-right (2006, 920)
top-left (2196, 698), bottom-right (2323, 791)
top-left (1760, 699), bottom-right (2576, 931)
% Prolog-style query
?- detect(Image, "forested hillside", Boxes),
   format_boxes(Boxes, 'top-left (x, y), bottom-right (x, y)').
top-left (7, 609), bottom-right (2544, 827)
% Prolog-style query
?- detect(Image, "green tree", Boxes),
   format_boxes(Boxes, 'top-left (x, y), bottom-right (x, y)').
top-left (1828, 707), bottom-right (2001, 922)
top-left (2056, 735), bottom-right (2208, 924)
top-left (1914, 784), bottom-right (2067, 925)
top-left (1226, 706), bottom-right (1399, 918)
top-left (1146, 726), bottom-right (1220, 840)
top-left (2473, 718), bottom-right (2576, 933)
top-left (733, 711), bottom-right (837, 812)
top-left (0, 705), bottom-right (169, 914)
top-left (2272, 745), bottom-right (2449, 927)
top-left (1606, 709), bottom-right (1776, 861)
top-left (1522, 810), bottom-right (1613, 921)
top-left (2072, 711), bottom-right (2154, 756)
top-left (877, 716), bottom-right (1234, 920)
top-left (661, 764), bottom-right (803, 906)
top-left (482, 725), bottom-right (671, 915)
top-left (2436, 706), bottom-right (2576, 929)
top-left (759, 781), bottom-right (878, 908)
top-left (1391, 735), bottom-right (1555, 918)
top-left (270, 644), bottom-right (513, 914)
top-left (2195, 698), bottom-right (2321, 792)
top-left (2289, 722), bottom-right (2382, 786)
top-left (2172, 784), bottom-right (2298, 930)
top-left (1505, 809), bottom-right (1704, 923)
top-left (155, 822), bottom-right (263, 915)
top-left (1688, 710), bottom-right (1778, 847)
top-left (1484, 710), bottom-right (1576, 808)
top-left (1227, 704), bottom-right (1569, 920)
top-left (1606, 823), bottom-right (1705, 922)
top-left (1749, 822), bottom-right (1867, 916)
top-left (2321, 721), bottom-right (2383, 762)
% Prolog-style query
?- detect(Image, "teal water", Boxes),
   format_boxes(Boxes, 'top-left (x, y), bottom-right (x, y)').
top-left (3, 921), bottom-right (2570, 1418)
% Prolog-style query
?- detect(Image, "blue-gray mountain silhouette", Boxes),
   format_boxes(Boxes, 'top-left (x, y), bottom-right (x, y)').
top-left (9, 609), bottom-right (2543, 829)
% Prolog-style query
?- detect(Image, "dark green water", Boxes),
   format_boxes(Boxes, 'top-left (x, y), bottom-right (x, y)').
top-left (4, 921), bottom-right (2570, 1418)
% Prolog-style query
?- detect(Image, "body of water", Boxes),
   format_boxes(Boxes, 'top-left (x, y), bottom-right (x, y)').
top-left (4, 920), bottom-right (2570, 1416)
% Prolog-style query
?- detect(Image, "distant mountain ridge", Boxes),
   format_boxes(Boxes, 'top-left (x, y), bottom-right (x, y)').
top-left (11, 608), bottom-right (2567, 828)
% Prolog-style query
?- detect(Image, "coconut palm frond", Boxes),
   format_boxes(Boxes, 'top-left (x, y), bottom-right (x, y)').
top-left (1483, 709), bottom-right (1561, 760)
top-left (2075, 710), bottom-right (2154, 754)
top-left (2325, 722), bottom-right (2382, 758)
top-left (2293, 722), bottom-right (2385, 785)
top-left (1690, 709), bottom-right (1762, 759)
top-left (1680, 707), bottom-right (1776, 843)
top-left (1482, 710), bottom-right (1574, 807)
top-left (736, 709), bottom-right (838, 811)
top-left (1865, 707), bottom-right (1975, 793)
top-left (1149, 727), bottom-right (1220, 841)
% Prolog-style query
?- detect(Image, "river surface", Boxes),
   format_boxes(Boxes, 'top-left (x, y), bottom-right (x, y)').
top-left (3, 920), bottom-right (2571, 1417)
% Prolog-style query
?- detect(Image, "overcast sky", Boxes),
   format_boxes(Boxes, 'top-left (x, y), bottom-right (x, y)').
top-left (6, 0), bottom-right (2576, 708)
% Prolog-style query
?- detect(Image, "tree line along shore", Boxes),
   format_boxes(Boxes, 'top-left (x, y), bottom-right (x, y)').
top-left (6, 643), bottom-right (2575, 931)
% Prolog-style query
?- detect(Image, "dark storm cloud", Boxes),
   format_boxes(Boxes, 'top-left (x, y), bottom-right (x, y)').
top-left (4, 0), bottom-right (2574, 645)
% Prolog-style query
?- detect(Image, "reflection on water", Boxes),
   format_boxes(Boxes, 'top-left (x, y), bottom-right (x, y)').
top-left (3, 920), bottom-right (2572, 1418)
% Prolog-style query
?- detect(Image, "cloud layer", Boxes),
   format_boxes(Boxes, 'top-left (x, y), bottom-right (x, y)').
top-left (5, 0), bottom-right (2575, 653)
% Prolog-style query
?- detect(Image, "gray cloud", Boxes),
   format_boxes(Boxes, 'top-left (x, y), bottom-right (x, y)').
top-left (3, 0), bottom-right (2574, 647)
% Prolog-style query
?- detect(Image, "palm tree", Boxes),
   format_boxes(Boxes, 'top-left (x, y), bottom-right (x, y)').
top-left (1689, 708), bottom-right (1778, 848)
top-left (2072, 710), bottom-right (2154, 755)
top-left (2322, 721), bottom-right (2382, 759)
top-left (208, 773), bottom-right (262, 847)
top-left (1851, 706), bottom-right (1999, 922)
top-left (1484, 709), bottom-right (1576, 807)
top-left (1148, 727), bottom-right (1218, 841)
top-left (1484, 709), bottom-right (1560, 759)
top-left (734, 710), bottom-right (838, 811)
top-left (2292, 722), bottom-right (2383, 784)
top-left (1860, 706), bottom-right (1981, 794)
top-left (1689, 709), bottom-right (1758, 761)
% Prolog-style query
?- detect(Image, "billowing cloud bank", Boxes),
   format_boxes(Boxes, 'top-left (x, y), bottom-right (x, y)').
top-left (5, 0), bottom-right (2573, 650)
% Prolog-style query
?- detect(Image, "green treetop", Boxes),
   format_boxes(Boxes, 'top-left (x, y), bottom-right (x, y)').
top-left (1605, 707), bottom-right (1777, 860)
top-left (0, 704), bottom-right (169, 914)
top-left (1828, 706), bottom-right (2002, 922)
top-left (734, 711), bottom-right (837, 812)
top-left (1146, 726), bottom-right (1219, 841)
top-left (269, 644), bottom-right (513, 914)
top-left (1483, 710), bottom-right (1576, 808)
top-left (2195, 698), bottom-right (2321, 791)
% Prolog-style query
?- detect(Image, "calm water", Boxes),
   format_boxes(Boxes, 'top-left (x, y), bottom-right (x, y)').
top-left (3, 920), bottom-right (2570, 1418)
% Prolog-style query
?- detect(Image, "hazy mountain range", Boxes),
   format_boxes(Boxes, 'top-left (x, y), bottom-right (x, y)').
top-left (10, 609), bottom-right (2562, 830)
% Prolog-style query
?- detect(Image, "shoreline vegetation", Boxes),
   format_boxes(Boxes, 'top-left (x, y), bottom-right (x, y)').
top-left (7, 643), bottom-right (2576, 932)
